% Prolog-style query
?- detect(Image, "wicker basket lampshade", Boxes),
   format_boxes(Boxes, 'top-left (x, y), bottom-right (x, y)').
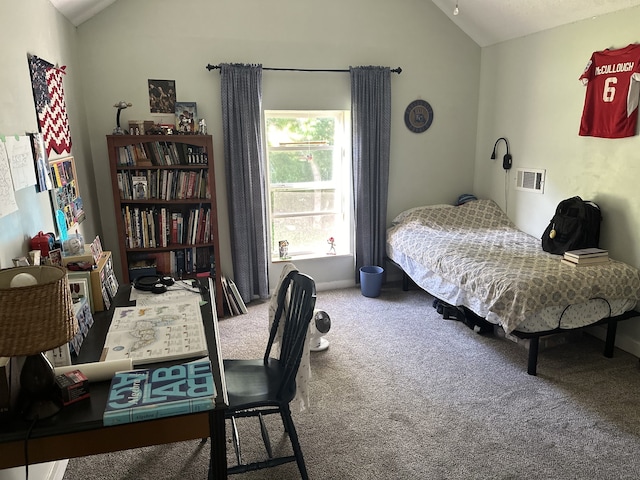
top-left (0, 265), bottom-right (77, 357)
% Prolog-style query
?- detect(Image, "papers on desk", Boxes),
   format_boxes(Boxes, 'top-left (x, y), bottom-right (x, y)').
top-left (103, 299), bottom-right (208, 366)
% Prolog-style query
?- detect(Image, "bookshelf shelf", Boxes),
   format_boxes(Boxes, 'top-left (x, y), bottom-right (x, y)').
top-left (107, 134), bottom-right (223, 316)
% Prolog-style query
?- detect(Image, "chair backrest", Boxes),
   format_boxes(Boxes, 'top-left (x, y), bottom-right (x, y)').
top-left (265, 270), bottom-right (316, 399)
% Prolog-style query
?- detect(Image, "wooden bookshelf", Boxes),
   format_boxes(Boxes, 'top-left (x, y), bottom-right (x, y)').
top-left (106, 134), bottom-right (223, 316)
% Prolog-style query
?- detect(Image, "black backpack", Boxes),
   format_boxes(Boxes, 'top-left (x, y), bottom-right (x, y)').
top-left (541, 196), bottom-right (602, 254)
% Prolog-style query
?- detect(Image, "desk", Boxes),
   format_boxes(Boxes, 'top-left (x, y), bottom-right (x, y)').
top-left (0, 278), bottom-right (229, 479)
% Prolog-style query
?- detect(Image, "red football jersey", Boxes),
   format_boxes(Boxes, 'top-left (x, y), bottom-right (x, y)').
top-left (579, 44), bottom-right (640, 138)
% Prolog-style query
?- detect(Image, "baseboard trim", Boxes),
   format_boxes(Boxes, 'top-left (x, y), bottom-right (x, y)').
top-left (315, 279), bottom-right (355, 292)
top-left (588, 325), bottom-right (640, 358)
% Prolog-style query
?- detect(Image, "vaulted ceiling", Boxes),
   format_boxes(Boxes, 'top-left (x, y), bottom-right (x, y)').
top-left (50, 0), bottom-right (640, 47)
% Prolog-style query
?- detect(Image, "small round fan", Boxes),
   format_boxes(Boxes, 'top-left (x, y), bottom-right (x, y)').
top-left (310, 310), bottom-right (331, 351)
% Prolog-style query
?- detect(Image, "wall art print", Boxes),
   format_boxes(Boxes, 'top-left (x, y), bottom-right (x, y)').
top-left (28, 54), bottom-right (72, 156)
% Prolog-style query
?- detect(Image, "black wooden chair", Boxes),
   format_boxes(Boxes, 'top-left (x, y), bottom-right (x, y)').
top-left (224, 270), bottom-right (316, 479)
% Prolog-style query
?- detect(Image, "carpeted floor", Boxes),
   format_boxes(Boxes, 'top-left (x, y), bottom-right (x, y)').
top-left (62, 283), bottom-right (640, 479)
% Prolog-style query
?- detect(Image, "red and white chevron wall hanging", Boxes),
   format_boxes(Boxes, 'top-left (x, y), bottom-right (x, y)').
top-left (28, 55), bottom-right (72, 156)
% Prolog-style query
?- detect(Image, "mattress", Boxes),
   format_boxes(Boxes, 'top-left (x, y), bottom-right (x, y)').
top-left (386, 199), bottom-right (640, 334)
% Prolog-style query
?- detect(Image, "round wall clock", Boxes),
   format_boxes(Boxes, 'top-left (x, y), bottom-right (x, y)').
top-left (404, 99), bottom-right (434, 133)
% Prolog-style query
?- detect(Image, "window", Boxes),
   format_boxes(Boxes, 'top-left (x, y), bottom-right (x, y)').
top-left (265, 110), bottom-right (351, 260)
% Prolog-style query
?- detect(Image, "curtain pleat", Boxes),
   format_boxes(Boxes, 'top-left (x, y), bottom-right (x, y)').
top-left (220, 63), bottom-right (269, 302)
top-left (350, 66), bottom-right (392, 282)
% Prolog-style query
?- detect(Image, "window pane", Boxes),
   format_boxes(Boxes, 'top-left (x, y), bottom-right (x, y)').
top-left (271, 214), bottom-right (340, 256)
top-left (271, 189), bottom-right (336, 215)
top-left (269, 150), bottom-right (333, 184)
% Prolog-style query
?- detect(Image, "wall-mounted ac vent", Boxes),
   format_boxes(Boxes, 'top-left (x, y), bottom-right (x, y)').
top-left (515, 168), bottom-right (545, 194)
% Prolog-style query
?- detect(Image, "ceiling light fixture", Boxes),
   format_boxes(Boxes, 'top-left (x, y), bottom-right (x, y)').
top-left (453, 1), bottom-right (459, 15)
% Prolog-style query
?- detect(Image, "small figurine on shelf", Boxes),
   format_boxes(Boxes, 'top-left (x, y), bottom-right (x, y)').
top-left (279, 240), bottom-right (290, 259)
top-left (113, 101), bottom-right (132, 135)
top-left (327, 237), bottom-right (336, 255)
top-left (198, 118), bottom-right (207, 135)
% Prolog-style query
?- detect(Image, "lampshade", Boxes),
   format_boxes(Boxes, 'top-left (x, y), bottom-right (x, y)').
top-left (0, 265), bottom-right (77, 356)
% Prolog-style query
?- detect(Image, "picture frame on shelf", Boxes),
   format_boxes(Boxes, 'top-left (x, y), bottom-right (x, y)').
top-left (48, 248), bottom-right (62, 266)
top-left (67, 274), bottom-right (93, 312)
top-left (175, 102), bottom-right (197, 134)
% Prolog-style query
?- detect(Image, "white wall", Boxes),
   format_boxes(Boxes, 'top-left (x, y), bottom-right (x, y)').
top-left (75, 0), bottom-right (481, 290)
top-left (0, 0), bottom-right (100, 270)
top-left (475, 7), bottom-right (640, 355)
top-left (0, 2), bottom-right (95, 477)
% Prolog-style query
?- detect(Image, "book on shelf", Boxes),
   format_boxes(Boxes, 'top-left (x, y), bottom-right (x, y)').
top-left (563, 247), bottom-right (608, 260)
top-left (103, 358), bottom-right (216, 426)
top-left (131, 175), bottom-right (148, 200)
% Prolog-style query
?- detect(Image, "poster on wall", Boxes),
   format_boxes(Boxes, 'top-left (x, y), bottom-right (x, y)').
top-left (148, 79), bottom-right (176, 114)
top-left (28, 54), bottom-right (72, 156)
top-left (0, 141), bottom-right (19, 218)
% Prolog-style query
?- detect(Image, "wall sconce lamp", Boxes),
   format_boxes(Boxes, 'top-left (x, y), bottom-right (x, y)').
top-left (491, 137), bottom-right (512, 170)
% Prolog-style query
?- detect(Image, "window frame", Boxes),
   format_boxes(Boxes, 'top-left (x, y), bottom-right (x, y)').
top-left (264, 110), bottom-right (352, 261)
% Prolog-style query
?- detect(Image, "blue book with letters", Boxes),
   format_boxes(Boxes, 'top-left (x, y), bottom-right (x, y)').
top-left (103, 359), bottom-right (216, 426)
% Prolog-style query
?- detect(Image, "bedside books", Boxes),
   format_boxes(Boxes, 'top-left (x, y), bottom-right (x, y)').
top-left (561, 248), bottom-right (609, 267)
top-left (103, 359), bottom-right (216, 426)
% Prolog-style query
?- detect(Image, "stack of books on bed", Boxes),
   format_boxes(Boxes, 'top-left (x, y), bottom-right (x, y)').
top-left (561, 247), bottom-right (609, 267)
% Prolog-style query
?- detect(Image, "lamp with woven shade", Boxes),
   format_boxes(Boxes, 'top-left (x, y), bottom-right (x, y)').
top-left (0, 265), bottom-right (78, 420)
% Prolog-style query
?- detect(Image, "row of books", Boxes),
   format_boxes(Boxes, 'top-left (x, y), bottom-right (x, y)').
top-left (168, 247), bottom-right (214, 277)
top-left (117, 169), bottom-right (209, 201)
top-left (121, 205), bottom-right (211, 249)
top-left (561, 247), bottom-right (609, 267)
top-left (116, 142), bottom-right (208, 167)
top-left (221, 275), bottom-right (247, 316)
top-left (129, 247), bottom-right (214, 279)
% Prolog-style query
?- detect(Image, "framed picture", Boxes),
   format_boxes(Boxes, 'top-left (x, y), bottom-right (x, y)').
top-left (148, 79), bottom-right (176, 114)
top-left (49, 156), bottom-right (84, 234)
top-left (48, 248), bottom-right (62, 266)
top-left (67, 271), bottom-right (94, 313)
top-left (175, 102), bottom-right (197, 133)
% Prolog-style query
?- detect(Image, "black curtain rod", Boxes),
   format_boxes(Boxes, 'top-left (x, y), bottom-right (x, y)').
top-left (205, 64), bottom-right (402, 74)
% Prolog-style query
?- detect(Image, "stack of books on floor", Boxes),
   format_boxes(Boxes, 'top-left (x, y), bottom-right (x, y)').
top-left (561, 247), bottom-right (609, 267)
top-left (221, 275), bottom-right (247, 316)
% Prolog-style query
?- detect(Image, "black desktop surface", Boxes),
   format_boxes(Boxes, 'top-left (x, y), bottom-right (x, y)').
top-left (0, 280), bottom-right (224, 442)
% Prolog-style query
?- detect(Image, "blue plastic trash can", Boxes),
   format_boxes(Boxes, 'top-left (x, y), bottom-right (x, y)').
top-left (359, 266), bottom-right (384, 297)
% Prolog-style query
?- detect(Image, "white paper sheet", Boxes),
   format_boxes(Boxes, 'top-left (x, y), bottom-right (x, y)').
top-left (5, 135), bottom-right (37, 190)
top-left (0, 141), bottom-right (19, 218)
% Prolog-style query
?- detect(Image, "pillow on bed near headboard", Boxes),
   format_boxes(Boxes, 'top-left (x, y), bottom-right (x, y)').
top-left (392, 199), bottom-right (515, 231)
top-left (391, 204), bottom-right (451, 225)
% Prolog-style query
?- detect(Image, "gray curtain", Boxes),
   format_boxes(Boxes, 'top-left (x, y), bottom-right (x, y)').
top-left (220, 63), bottom-right (269, 302)
top-left (350, 66), bottom-right (391, 281)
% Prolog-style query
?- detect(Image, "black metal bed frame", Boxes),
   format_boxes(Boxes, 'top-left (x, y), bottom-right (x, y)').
top-left (389, 258), bottom-right (639, 375)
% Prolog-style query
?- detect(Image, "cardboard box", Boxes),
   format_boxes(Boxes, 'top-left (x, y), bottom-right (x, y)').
top-left (62, 244), bottom-right (95, 267)
top-left (55, 369), bottom-right (90, 406)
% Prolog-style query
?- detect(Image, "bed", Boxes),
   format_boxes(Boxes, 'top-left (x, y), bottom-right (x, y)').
top-left (386, 199), bottom-right (640, 374)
